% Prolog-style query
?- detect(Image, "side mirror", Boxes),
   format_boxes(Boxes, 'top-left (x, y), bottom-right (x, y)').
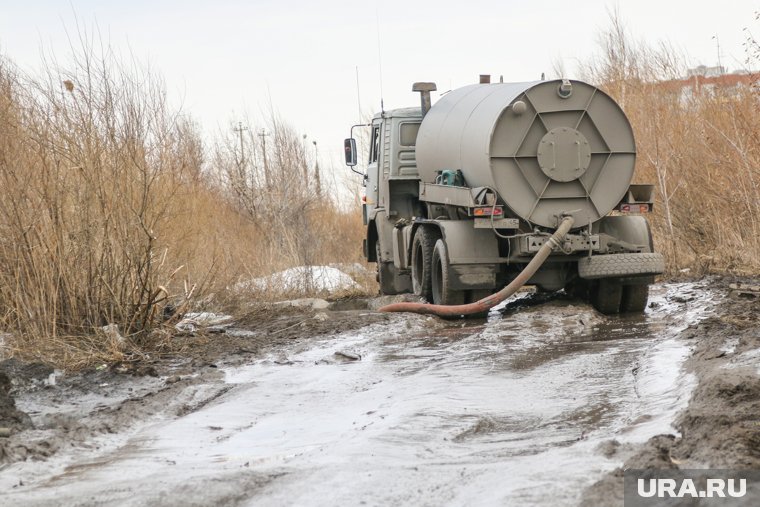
top-left (344, 138), bottom-right (357, 167)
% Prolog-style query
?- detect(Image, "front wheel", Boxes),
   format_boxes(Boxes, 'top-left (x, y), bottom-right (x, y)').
top-left (430, 239), bottom-right (465, 306)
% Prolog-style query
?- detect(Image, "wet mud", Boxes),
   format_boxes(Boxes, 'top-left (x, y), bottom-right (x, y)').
top-left (0, 279), bottom-right (756, 506)
top-left (582, 277), bottom-right (760, 506)
top-left (0, 369), bottom-right (33, 435)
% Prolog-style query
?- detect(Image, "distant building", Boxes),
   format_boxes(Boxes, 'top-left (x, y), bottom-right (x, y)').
top-left (686, 65), bottom-right (726, 78)
top-left (661, 69), bottom-right (757, 102)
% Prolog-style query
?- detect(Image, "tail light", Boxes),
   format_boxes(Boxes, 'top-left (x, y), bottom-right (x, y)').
top-left (473, 206), bottom-right (504, 217)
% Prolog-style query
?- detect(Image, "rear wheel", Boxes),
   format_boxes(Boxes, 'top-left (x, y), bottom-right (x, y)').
top-left (621, 284), bottom-right (649, 313)
top-left (431, 239), bottom-right (465, 305)
top-left (565, 279), bottom-right (590, 301)
top-left (591, 279), bottom-right (623, 314)
top-left (411, 227), bottom-right (439, 301)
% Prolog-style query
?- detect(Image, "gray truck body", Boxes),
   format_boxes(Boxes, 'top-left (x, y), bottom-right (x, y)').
top-left (348, 78), bottom-right (664, 314)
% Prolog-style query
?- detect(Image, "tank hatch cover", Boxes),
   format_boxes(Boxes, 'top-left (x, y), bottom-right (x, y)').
top-left (537, 127), bottom-right (592, 182)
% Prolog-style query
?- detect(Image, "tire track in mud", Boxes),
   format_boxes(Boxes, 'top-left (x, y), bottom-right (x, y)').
top-left (0, 367), bottom-right (229, 481)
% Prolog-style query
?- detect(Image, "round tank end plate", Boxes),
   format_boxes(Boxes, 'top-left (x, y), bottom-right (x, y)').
top-left (536, 127), bottom-right (591, 182)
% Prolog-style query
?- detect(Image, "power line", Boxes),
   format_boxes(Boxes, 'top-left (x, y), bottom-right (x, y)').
top-left (233, 122), bottom-right (248, 165)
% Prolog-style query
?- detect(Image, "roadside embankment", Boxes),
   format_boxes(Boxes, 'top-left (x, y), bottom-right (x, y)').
top-left (583, 277), bottom-right (760, 505)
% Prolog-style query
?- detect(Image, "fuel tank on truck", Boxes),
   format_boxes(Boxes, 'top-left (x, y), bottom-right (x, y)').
top-left (415, 80), bottom-right (636, 229)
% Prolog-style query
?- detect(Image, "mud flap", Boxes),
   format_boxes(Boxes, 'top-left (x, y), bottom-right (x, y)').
top-left (595, 215), bottom-right (654, 252)
top-left (436, 221), bottom-right (500, 264)
top-left (436, 221), bottom-right (501, 291)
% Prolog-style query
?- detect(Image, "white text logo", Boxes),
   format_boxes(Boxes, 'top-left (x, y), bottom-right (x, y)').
top-left (637, 478), bottom-right (746, 498)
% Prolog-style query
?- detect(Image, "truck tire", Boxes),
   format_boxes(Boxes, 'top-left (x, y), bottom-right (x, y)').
top-left (578, 253), bottom-right (664, 280)
top-left (621, 284), bottom-right (649, 313)
top-left (591, 279), bottom-right (622, 315)
top-left (431, 239), bottom-right (465, 305)
top-left (411, 227), bottom-right (439, 300)
top-left (565, 279), bottom-right (590, 301)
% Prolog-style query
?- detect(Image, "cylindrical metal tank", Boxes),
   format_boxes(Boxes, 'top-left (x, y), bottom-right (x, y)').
top-left (416, 79), bottom-right (636, 228)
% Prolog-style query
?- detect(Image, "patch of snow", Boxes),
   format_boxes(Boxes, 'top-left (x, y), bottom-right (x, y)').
top-left (182, 313), bottom-right (234, 325)
top-left (720, 338), bottom-right (739, 355)
top-left (226, 329), bottom-right (257, 338)
top-left (274, 298), bottom-right (330, 310)
top-left (329, 262), bottom-right (370, 277)
top-left (243, 266), bottom-right (359, 295)
top-left (101, 324), bottom-right (125, 348)
top-left (722, 348), bottom-right (760, 375)
top-left (175, 312), bottom-right (234, 333)
top-left (45, 370), bottom-right (64, 387)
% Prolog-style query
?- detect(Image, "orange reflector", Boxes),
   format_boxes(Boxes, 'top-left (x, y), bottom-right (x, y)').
top-left (473, 207), bottom-right (503, 217)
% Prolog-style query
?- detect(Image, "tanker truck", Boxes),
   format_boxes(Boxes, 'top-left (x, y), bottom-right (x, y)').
top-left (344, 77), bottom-right (664, 314)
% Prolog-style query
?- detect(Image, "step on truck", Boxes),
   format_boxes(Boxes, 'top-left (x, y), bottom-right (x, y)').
top-left (344, 76), bottom-right (665, 314)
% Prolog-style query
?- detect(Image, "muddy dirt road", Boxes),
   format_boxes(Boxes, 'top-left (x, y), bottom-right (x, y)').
top-left (0, 281), bottom-right (743, 506)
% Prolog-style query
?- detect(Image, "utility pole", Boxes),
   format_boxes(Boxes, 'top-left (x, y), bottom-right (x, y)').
top-left (258, 129), bottom-right (271, 188)
top-left (313, 140), bottom-right (322, 197)
top-left (712, 35), bottom-right (723, 74)
top-left (233, 122), bottom-right (248, 165)
top-left (302, 134), bottom-right (309, 179)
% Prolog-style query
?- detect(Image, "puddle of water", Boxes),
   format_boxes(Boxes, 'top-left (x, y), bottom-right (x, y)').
top-left (2, 282), bottom-right (718, 507)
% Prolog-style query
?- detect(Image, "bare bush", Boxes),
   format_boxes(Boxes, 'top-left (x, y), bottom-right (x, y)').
top-left (583, 13), bottom-right (760, 274)
top-left (0, 46), bottom-right (214, 363)
top-left (212, 113), bottom-right (368, 296)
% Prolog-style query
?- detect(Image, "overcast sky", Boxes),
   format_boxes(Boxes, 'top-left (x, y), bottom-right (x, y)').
top-left (1, 1), bottom-right (757, 180)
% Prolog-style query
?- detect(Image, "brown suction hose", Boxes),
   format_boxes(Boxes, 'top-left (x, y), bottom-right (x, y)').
top-left (378, 216), bottom-right (576, 317)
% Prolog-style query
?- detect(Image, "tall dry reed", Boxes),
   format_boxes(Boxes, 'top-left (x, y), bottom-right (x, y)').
top-left (582, 13), bottom-right (760, 274)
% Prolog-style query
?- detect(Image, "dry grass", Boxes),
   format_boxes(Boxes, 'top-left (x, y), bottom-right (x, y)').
top-left (581, 12), bottom-right (760, 275)
top-left (0, 40), bottom-right (372, 368)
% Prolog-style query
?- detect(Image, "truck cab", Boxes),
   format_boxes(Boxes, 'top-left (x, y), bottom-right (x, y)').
top-left (360, 108), bottom-right (424, 294)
